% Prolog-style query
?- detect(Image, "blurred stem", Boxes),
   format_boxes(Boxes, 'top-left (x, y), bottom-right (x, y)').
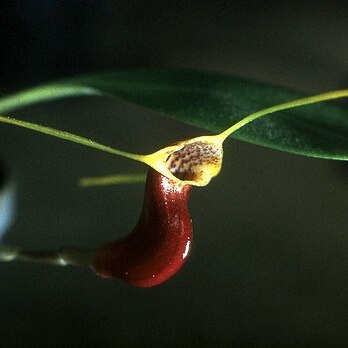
top-left (0, 244), bottom-right (95, 267)
top-left (79, 173), bottom-right (146, 187)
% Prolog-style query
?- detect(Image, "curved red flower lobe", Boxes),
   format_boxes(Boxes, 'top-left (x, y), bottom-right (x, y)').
top-left (92, 168), bottom-right (192, 287)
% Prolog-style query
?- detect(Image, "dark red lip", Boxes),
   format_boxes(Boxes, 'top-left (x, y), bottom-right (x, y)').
top-left (92, 168), bottom-right (193, 287)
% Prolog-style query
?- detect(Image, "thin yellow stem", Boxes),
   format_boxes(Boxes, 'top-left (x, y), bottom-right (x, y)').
top-left (79, 173), bottom-right (146, 187)
top-left (217, 89), bottom-right (348, 141)
top-left (0, 115), bottom-right (145, 162)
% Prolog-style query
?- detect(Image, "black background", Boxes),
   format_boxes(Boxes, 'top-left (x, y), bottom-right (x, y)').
top-left (1, 1), bottom-right (348, 347)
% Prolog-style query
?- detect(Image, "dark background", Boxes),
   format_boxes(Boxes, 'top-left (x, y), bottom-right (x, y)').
top-left (1, 1), bottom-right (348, 347)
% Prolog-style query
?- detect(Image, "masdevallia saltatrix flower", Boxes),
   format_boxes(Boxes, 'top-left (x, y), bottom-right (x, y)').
top-left (0, 89), bottom-right (348, 186)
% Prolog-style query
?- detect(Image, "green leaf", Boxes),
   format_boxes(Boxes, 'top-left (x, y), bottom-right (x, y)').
top-left (1, 68), bottom-right (348, 160)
